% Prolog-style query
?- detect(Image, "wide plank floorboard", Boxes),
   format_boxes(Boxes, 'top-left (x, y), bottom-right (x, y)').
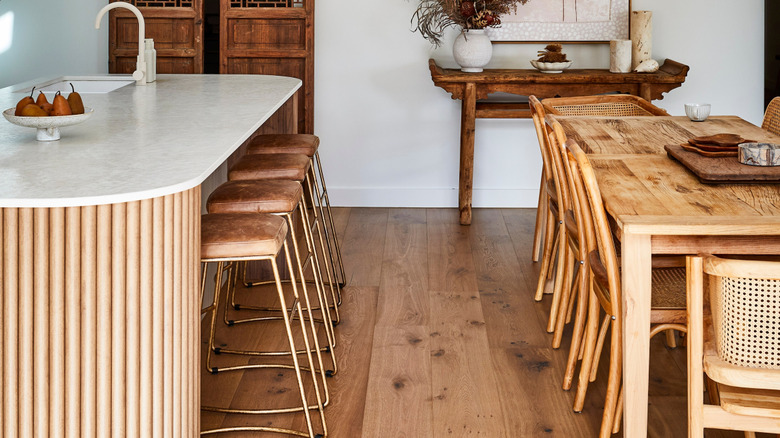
top-left (201, 207), bottom-right (743, 437)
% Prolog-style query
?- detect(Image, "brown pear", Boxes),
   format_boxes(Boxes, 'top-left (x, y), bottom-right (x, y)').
top-left (51, 91), bottom-right (72, 116)
top-left (67, 83), bottom-right (85, 115)
top-left (20, 103), bottom-right (48, 117)
top-left (39, 102), bottom-right (54, 115)
top-left (14, 87), bottom-right (36, 116)
top-left (35, 91), bottom-right (49, 107)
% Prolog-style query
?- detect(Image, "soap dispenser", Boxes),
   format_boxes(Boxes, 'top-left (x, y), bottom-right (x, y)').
top-left (144, 38), bottom-right (157, 83)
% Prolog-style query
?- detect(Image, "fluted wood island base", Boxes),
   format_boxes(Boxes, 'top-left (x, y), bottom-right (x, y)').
top-left (0, 74), bottom-right (302, 437)
top-left (1, 188), bottom-right (200, 437)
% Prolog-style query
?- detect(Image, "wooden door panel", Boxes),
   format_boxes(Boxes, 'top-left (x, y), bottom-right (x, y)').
top-left (221, 0), bottom-right (313, 134)
top-left (108, 0), bottom-right (203, 74)
top-left (226, 57), bottom-right (304, 75)
top-left (227, 19), bottom-right (305, 50)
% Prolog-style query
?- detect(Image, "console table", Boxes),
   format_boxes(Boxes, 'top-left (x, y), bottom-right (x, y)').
top-left (428, 58), bottom-right (689, 225)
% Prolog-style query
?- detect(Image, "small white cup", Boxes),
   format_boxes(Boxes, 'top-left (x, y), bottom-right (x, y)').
top-left (685, 103), bottom-right (711, 122)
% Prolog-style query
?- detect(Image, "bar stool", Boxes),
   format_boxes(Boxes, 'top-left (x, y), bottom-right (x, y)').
top-left (229, 153), bottom-right (342, 324)
top-left (206, 179), bottom-right (338, 378)
top-left (245, 134), bottom-right (347, 289)
top-left (200, 213), bottom-right (326, 437)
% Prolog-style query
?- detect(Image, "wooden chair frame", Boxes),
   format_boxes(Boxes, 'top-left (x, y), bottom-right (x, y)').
top-left (687, 254), bottom-right (780, 438)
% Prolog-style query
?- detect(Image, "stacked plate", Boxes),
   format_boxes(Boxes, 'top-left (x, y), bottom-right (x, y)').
top-left (680, 133), bottom-right (754, 158)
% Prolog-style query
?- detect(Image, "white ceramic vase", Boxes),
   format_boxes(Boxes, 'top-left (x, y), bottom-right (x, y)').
top-left (452, 29), bottom-right (492, 73)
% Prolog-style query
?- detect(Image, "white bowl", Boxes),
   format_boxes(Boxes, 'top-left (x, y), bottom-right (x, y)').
top-left (3, 107), bottom-right (94, 141)
top-left (530, 60), bottom-right (572, 74)
top-left (684, 103), bottom-right (710, 122)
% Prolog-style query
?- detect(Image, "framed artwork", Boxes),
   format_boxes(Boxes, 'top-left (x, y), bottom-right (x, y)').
top-left (486, 0), bottom-right (630, 43)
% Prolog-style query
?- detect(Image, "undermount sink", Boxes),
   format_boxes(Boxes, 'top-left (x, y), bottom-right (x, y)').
top-left (18, 76), bottom-right (135, 95)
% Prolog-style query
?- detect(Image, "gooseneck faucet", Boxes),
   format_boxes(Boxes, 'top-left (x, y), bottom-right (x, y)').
top-left (95, 2), bottom-right (147, 85)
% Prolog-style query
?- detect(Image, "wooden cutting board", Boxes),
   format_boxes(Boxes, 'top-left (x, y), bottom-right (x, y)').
top-left (664, 144), bottom-right (780, 183)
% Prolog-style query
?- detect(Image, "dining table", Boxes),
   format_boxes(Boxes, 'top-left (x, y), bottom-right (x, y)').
top-left (552, 114), bottom-right (780, 436)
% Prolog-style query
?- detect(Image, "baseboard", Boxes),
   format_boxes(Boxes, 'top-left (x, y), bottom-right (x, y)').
top-left (327, 187), bottom-right (539, 208)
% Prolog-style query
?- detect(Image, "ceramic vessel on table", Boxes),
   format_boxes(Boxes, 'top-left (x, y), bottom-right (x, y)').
top-left (453, 29), bottom-right (493, 73)
top-left (684, 103), bottom-right (710, 122)
top-left (530, 60), bottom-right (572, 74)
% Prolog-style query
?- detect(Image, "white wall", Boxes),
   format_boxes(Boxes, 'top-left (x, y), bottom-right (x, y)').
top-left (315, 0), bottom-right (765, 207)
top-left (0, 0), bottom-right (765, 208)
top-left (0, 0), bottom-right (108, 89)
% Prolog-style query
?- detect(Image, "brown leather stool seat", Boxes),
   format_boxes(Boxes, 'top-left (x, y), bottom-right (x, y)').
top-left (201, 213), bottom-right (287, 260)
top-left (207, 180), bottom-right (302, 214)
top-left (228, 153), bottom-right (310, 182)
top-left (246, 134), bottom-right (319, 157)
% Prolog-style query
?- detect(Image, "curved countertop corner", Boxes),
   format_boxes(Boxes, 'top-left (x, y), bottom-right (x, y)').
top-left (0, 74), bottom-right (301, 208)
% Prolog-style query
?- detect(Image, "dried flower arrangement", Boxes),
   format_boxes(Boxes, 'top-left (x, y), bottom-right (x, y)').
top-left (411, 0), bottom-right (530, 46)
top-left (537, 44), bottom-right (568, 63)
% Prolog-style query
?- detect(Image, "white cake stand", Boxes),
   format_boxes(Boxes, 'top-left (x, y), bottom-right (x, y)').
top-left (3, 107), bottom-right (94, 141)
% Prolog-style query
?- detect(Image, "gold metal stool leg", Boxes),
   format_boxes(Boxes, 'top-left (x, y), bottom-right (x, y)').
top-left (220, 203), bottom-right (339, 379)
top-left (312, 152), bottom-right (347, 289)
top-left (200, 240), bottom-right (327, 437)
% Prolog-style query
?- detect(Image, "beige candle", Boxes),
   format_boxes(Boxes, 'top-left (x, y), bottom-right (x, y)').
top-left (631, 11), bottom-right (652, 70)
top-left (610, 39), bottom-right (632, 73)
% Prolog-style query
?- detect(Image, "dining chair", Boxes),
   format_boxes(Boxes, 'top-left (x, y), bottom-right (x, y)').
top-left (529, 95), bottom-right (554, 264)
top-left (544, 116), bottom-right (588, 351)
top-left (529, 96), bottom-right (567, 316)
top-left (687, 254), bottom-right (780, 438)
top-left (762, 96), bottom-right (780, 136)
top-left (541, 94), bottom-right (670, 117)
top-left (530, 97), bottom-right (577, 337)
top-left (568, 140), bottom-right (687, 437)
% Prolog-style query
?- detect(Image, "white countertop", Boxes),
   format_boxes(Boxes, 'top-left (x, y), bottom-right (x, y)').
top-left (0, 74), bottom-right (301, 207)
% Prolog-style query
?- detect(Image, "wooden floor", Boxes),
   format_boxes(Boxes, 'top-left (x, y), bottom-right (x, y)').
top-left (201, 207), bottom-right (744, 437)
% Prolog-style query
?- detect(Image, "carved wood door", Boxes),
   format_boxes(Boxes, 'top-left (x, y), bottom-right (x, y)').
top-left (220, 0), bottom-right (314, 134)
top-left (108, 0), bottom-right (204, 74)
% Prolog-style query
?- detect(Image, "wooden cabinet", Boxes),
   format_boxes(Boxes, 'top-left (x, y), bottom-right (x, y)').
top-left (108, 0), bottom-right (204, 74)
top-left (108, 0), bottom-right (313, 134)
top-left (220, 0), bottom-right (314, 134)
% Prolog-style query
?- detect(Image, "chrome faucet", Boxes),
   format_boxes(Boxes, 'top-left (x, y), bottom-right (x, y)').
top-left (95, 2), bottom-right (147, 85)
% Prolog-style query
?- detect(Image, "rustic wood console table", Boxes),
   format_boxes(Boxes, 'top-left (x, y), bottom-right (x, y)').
top-left (428, 58), bottom-right (689, 225)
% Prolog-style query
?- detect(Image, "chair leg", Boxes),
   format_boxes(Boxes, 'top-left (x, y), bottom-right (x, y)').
top-left (532, 174), bottom-right (547, 262)
top-left (574, 290), bottom-right (600, 412)
top-left (546, 228), bottom-right (569, 333)
top-left (590, 314), bottom-right (611, 382)
top-left (563, 271), bottom-right (589, 390)
top-left (535, 210), bottom-right (558, 301)
top-left (599, 319), bottom-right (621, 438)
top-left (552, 252), bottom-right (577, 348)
top-left (612, 385), bottom-right (623, 434)
top-left (665, 329), bottom-right (678, 349)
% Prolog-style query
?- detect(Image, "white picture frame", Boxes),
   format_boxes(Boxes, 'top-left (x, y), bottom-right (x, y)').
top-left (486, 0), bottom-right (631, 43)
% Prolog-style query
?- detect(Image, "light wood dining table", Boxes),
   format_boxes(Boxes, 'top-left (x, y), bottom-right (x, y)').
top-left (553, 115), bottom-right (780, 436)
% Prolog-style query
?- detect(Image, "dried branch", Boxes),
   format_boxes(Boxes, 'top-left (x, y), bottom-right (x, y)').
top-left (411, 0), bottom-right (531, 47)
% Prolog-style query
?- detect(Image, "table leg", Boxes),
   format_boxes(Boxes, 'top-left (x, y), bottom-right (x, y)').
top-left (459, 82), bottom-right (477, 225)
top-left (621, 231), bottom-right (652, 437)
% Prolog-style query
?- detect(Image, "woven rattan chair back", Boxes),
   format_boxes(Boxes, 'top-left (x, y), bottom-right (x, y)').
top-left (704, 256), bottom-right (780, 369)
top-left (762, 96), bottom-right (780, 136)
top-left (542, 94), bottom-right (669, 117)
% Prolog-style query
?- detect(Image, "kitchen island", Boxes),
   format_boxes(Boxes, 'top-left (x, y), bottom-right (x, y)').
top-left (0, 74), bottom-right (301, 437)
